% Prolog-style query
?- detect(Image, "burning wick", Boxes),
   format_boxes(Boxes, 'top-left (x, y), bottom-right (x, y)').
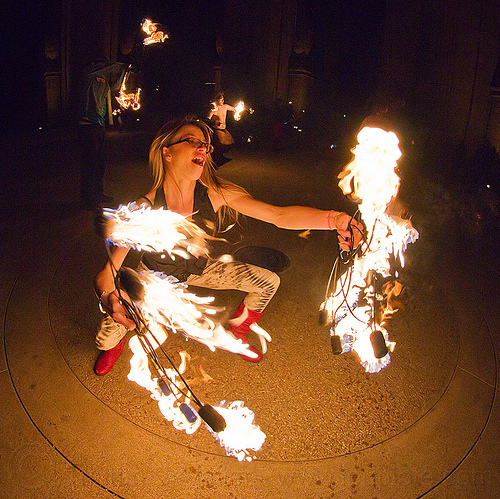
top-left (320, 127), bottom-right (419, 373)
top-left (141, 18), bottom-right (168, 45)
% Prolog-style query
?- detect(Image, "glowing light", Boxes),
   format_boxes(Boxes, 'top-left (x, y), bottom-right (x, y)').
top-left (321, 127), bottom-right (419, 372)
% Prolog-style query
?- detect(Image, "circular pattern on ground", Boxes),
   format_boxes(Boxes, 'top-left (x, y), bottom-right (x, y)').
top-left (48, 227), bottom-right (460, 461)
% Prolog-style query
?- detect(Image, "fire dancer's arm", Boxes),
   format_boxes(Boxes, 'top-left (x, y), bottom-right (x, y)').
top-left (210, 185), bottom-right (363, 250)
top-left (94, 246), bottom-right (136, 330)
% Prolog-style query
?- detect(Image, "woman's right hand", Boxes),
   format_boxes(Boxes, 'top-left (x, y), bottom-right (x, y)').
top-left (100, 290), bottom-right (136, 330)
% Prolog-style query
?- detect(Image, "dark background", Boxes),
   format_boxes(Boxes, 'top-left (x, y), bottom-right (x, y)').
top-left (2, 0), bottom-right (500, 202)
top-left (3, 0), bottom-right (387, 130)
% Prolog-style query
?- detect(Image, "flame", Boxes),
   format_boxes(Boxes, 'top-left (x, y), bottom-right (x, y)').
top-left (379, 280), bottom-right (404, 325)
top-left (141, 19), bottom-right (168, 45)
top-left (208, 401), bottom-right (266, 461)
top-left (103, 201), bottom-right (270, 357)
top-left (128, 332), bottom-right (266, 457)
top-left (116, 65), bottom-right (141, 111)
top-left (102, 202), bottom-right (211, 258)
top-left (321, 127), bottom-right (418, 372)
top-left (125, 274), bottom-right (267, 456)
top-left (129, 270), bottom-right (262, 358)
top-left (106, 200), bottom-right (267, 458)
top-left (128, 343), bottom-right (202, 433)
top-left (233, 101), bottom-right (245, 121)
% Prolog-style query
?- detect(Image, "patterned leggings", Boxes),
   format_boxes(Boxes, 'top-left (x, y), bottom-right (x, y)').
top-left (95, 259), bottom-right (280, 350)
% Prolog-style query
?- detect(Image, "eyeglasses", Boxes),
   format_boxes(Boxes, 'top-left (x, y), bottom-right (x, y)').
top-left (167, 137), bottom-right (214, 154)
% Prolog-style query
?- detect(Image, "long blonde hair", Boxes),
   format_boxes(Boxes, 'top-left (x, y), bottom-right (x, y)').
top-left (148, 116), bottom-right (237, 234)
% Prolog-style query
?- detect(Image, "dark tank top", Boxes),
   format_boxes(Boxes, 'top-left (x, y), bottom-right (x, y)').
top-left (141, 182), bottom-right (217, 281)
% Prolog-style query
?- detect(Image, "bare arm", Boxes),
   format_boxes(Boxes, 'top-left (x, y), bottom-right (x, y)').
top-left (210, 184), bottom-right (363, 250)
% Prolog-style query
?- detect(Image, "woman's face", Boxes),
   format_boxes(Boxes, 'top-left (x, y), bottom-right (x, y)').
top-left (162, 124), bottom-right (211, 181)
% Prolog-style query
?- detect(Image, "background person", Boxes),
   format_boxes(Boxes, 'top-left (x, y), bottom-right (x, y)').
top-left (206, 92), bottom-right (236, 166)
top-left (78, 59), bottom-right (123, 209)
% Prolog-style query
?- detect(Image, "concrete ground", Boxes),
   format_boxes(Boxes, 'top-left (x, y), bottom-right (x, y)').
top-left (0, 127), bottom-right (498, 498)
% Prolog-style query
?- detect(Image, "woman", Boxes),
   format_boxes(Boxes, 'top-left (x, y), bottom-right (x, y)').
top-left (94, 116), bottom-right (363, 375)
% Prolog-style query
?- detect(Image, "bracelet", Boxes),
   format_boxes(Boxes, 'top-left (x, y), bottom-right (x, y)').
top-left (96, 289), bottom-right (115, 314)
top-left (327, 211), bottom-right (341, 230)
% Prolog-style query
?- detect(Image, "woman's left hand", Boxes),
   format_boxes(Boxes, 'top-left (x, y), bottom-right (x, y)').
top-left (334, 213), bottom-right (364, 251)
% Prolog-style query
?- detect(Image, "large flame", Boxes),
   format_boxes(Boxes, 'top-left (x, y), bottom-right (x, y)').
top-left (105, 202), bottom-right (267, 457)
top-left (321, 127), bottom-right (418, 372)
top-left (132, 270), bottom-right (262, 359)
top-left (102, 202), bottom-right (211, 258)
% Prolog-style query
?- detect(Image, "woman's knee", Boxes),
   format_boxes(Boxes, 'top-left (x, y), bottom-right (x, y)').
top-left (95, 314), bottom-right (128, 350)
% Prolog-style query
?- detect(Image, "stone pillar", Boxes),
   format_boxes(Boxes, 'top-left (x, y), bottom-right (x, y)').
top-left (59, 0), bottom-right (121, 122)
top-left (287, 29), bottom-right (314, 116)
top-left (487, 62), bottom-right (500, 153)
top-left (44, 37), bottom-right (62, 125)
